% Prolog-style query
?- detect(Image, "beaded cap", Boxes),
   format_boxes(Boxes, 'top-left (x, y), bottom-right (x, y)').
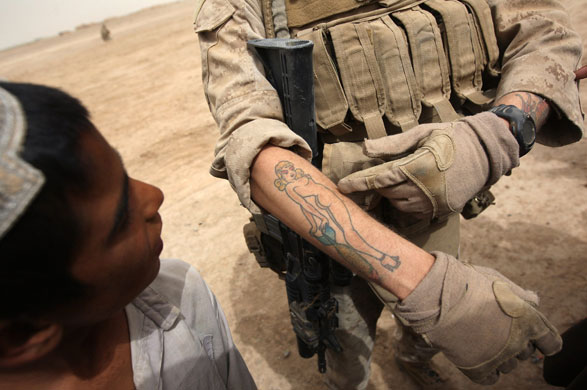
top-left (0, 86), bottom-right (44, 239)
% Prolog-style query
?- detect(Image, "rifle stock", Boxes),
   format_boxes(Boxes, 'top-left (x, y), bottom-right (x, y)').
top-left (246, 38), bottom-right (350, 373)
top-left (247, 38), bottom-right (321, 167)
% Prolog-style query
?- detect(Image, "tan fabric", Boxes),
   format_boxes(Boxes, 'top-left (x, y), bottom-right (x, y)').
top-left (393, 7), bottom-right (458, 122)
top-left (301, 12), bottom-right (424, 136)
top-left (337, 112), bottom-right (519, 221)
top-left (195, 0), bottom-right (311, 213)
top-left (285, 0), bottom-right (377, 28)
top-left (272, 0), bottom-right (290, 38)
top-left (425, 0), bottom-right (489, 106)
top-left (195, 0), bottom-right (583, 214)
top-left (489, 0), bottom-right (584, 146)
top-left (461, 0), bottom-right (500, 77)
top-left (286, 0), bottom-right (430, 31)
top-left (321, 141), bottom-right (383, 210)
top-left (297, 29), bottom-right (349, 130)
top-left (260, 0), bottom-right (291, 39)
top-left (266, 0), bottom-right (497, 136)
top-left (395, 252), bottom-right (562, 384)
top-left (330, 22), bottom-right (388, 139)
top-left (260, 0), bottom-right (275, 38)
top-left (195, 2), bottom-right (583, 384)
top-left (373, 16), bottom-right (421, 130)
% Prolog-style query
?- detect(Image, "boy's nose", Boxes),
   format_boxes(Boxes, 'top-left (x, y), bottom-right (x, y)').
top-left (134, 179), bottom-right (164, 221)
top-left (147, 185), bottom-right (164, 221)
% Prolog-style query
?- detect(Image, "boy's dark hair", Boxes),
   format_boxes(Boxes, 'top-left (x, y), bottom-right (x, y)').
top-left (0, 82), bottom-right (94, 320)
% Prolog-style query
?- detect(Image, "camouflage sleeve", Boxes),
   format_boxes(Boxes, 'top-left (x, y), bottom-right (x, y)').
top-left (489, 0), bottom-right (584, 146)
top-left (194, 0), bottom-right (311, 213)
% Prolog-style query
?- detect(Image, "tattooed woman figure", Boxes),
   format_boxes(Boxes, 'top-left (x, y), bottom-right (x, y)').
top-left (274, 160), bottom-right (400, 273)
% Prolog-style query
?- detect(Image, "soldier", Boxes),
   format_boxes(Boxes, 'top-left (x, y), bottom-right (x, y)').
top-left (194, 0), bottom-right (583, 388)
top-left (0, 83), bottom-right (256, 389)
top-left (100, 23), bottom-right (111, 42)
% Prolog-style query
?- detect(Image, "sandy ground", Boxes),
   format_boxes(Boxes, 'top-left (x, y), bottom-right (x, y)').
top-left (1, 1), bottom-right (586, 389)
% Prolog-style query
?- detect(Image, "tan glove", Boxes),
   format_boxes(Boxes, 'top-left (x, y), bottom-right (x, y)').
top-left (394, 252), bottom-right (562, 385)
top-left (337, 112), bottom-right (520, 221)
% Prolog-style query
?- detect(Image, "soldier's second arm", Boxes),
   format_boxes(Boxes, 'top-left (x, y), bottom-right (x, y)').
top-left (494, 91), bottom-right (550, 132)
top-left (250, 145), bottom-right (434, 299)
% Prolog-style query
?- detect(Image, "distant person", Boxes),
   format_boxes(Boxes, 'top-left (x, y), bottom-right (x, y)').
top-left (0, 82), bottom-right (256, 389)
top-left (101, 23), bottom-right (111, 41)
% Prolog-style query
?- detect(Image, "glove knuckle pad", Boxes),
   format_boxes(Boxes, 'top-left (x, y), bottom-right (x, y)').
top-left (493, 281), bottom-right (527, 318)
top-left (422, 130), bottom-right (455, 170)
top-left (459, 281), bottom-right (561, 383)
top-left (400, 151), bottom-right (451, 218)
top-left (493, 281), bottom-right (557, 349)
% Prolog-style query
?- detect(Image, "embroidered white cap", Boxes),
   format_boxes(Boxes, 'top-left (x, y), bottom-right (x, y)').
top-left (0, 86), bottom-right (44, 239)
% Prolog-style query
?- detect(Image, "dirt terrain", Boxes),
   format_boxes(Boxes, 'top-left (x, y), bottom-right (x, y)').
top-left (1, 1), bottom-right (585, 389)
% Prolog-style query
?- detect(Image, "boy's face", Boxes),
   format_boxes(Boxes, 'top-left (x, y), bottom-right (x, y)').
top-left (60, 127), bottom-right (164, 325)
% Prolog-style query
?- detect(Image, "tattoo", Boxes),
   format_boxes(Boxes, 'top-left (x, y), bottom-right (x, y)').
top-left (512, 92), bottom-right (550, 129)
top-left (274, 160), bottom-right (401, 278)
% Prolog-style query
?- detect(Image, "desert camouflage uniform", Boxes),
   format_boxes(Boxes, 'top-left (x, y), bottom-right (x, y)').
top-left (194, 0), bottom-right (583, 388)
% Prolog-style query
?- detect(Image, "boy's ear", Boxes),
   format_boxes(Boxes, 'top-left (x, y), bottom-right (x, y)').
top-left (0, 321), bottom-right (63, 368)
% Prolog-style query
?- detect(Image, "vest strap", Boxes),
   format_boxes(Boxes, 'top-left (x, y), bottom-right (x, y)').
top-left (330, 22), bottom-right (388, 139)
top-left (298, 28), bottom-right (350, 130)
top-left (424, 0), bottom-right (489, 105)
top-left (461, 0), bottom-right (500, 77)
top-left (261, 0), bottom-right (275, 38)
top-left (278, 0), bottom-right (500, 137)
top-left (375, 17), bottom-right (421, 130)
top-left (272, 0), bottom-right (290, 38)
top-left (262, 0), bottom-right (291, 38)
top-left (393, 7), bottom-right (459, 122)
top-left (286, 0), bottom-right (378, 28)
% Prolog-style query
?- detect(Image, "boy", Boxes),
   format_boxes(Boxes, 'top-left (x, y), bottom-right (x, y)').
top-left (0, 82), bottom-right (256, 389)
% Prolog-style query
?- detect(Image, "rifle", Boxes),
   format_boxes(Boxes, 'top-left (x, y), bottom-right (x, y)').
top-left (245, 38), bottom-right (352, 373)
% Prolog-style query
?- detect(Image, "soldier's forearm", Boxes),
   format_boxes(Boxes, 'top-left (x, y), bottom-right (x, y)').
top-left (494, 91), bottom-right (551, 132)
top-left (250, 145), bottom-right (434, 299)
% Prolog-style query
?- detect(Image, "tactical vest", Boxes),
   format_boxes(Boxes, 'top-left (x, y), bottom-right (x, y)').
top-left (261, 0), bottom-right (500, 227)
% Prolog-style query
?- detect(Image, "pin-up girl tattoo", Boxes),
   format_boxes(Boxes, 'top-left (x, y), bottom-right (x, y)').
top-left (274, 161), bottom-right (400, 274)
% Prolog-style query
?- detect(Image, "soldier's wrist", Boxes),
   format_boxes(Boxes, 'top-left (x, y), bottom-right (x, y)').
top-left (488, 105), bottom-right (536, 157)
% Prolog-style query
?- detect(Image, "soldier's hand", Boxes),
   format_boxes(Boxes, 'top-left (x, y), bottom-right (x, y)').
top-left (337, 112), bottom-right (520, 221)
top-left (394, 252), bottom-right (562, 385)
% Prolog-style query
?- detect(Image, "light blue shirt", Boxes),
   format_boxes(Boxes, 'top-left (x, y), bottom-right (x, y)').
top-left (125, 259), bottom-right (257, 390)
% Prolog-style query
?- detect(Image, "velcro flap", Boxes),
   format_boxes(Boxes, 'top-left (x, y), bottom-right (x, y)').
top-left (493, 281), bottom-right (527, 318)
top-left (373, 16), bottom-right (421, 131)
top-left (460, 0), bottom-right (501, 77)
top-left (393, 8), bottom-right (458, 122)
top-left (424, 0), bottom-right (483, 101)
top-left (194, 0), bottom-right (236, 32)
top-left (330, 21), bottom-right (388, 138)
